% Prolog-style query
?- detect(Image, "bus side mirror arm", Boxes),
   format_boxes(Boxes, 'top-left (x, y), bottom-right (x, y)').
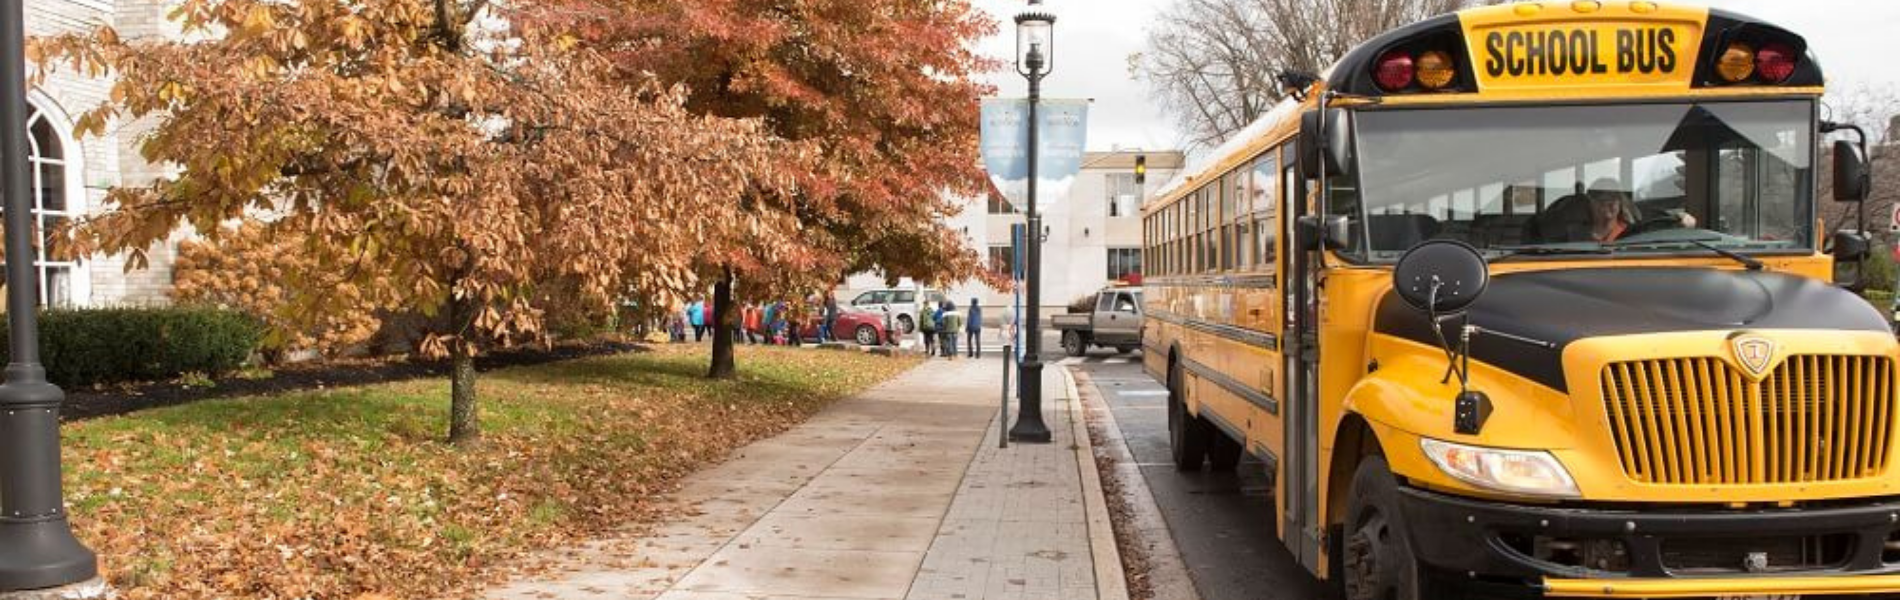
top-left (1392, 241), bottom-right (1495, 435)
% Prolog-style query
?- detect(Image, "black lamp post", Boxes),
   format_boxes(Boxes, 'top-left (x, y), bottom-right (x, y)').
top-left (0, 0), bottom-right (99, 590)
top-left (1008, 0), bottom-right (1055, 444)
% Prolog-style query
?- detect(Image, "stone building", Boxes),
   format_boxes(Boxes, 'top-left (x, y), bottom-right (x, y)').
top-left (19, 0), bottom-right (179, 307)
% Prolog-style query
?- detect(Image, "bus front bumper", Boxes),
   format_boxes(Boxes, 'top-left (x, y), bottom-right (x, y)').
top-left (1542, 573), bottom-right (1900, 598)
top-left (1397, 486), bottom-right (1900, 597)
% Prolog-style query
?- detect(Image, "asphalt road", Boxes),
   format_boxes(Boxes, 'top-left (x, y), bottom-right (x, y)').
top-left (1066, 352), bottom-right (1336, 600)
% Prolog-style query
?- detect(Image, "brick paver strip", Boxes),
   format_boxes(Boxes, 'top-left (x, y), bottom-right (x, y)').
top-left (903, 366), bottom-right (1107, 600)
top-left (485, 355), bottom-right (1109, 600)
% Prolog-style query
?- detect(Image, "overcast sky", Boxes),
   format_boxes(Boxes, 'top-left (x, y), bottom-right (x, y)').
top-left (971, 0), bottom-right (1900, 153)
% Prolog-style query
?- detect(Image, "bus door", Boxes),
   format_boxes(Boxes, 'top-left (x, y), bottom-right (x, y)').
top-left (1283, 133), bottom-right (1325, 572)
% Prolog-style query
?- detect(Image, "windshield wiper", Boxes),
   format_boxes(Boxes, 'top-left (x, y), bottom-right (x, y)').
top-left (1488, 245), bottom-right (1612, 263)
top-left (1686, 240), bottom-right (1765, 270)
top-left (1609, 239), bottom-right (1764, 270)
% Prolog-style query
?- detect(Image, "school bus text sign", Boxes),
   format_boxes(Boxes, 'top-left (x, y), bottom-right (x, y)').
top-left (1463, 20), bottom-right (1702, 91)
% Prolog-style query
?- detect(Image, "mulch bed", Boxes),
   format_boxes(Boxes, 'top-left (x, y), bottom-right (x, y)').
top-left (61, 340), bottom-right (649, 421)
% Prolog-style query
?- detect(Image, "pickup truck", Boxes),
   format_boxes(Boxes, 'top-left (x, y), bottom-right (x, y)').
top-left (1050, 286), bottom-right (1143, 357)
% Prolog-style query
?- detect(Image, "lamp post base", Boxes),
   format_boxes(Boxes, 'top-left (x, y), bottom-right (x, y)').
top-left (1008, 359), bottom-right (1052, 444)
top-left (0, 578), bottom-right (109, 599)
top-left (0, 517), bottom-right (98, 594)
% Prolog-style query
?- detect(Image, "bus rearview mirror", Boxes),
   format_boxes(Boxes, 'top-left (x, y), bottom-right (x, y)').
top-left (1829, 230), bottom-right (1871, 261)
top-left (1834, 140), bottom-right (1870, 202)
top-left (1828, 230), bottom-right (1872, 291)
top-left (1391, 240), bottom-right (1489, 314)
top-left (1296, 214), bottom-right (1350, 252)
top-left (1298, 109), bottom-right (1350, 180)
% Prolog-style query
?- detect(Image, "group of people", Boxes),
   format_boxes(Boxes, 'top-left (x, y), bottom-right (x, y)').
top-left (665, 300), bottom-right (716, 343)
top-left (658, 292), bottom-right (995, 360)
top-left (662, 294), bottom-right (841, 346)
top-left (738, 294), bottom-right (842, 346)
top-left (918, 299), bottom-right (984, 360)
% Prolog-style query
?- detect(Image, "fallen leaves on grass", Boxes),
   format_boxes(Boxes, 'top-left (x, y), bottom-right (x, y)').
top-left (61, 345), bottom-right (919, 599)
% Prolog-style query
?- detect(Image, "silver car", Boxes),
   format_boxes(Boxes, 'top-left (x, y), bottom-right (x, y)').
top-left (847, 288), bottom-right (948, 335)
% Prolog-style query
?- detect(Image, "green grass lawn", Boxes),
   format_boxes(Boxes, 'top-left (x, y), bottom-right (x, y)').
top-left (61, 344), bottom-right (919, 599)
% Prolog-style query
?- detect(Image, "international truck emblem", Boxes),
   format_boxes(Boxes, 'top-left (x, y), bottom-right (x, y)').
top-left (1743, 551), bottom-right (1770, 573)
top-left (1731, 335), bottom-right (1777, 378)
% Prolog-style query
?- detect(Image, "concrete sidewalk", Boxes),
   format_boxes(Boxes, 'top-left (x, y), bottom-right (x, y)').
top-left (483, 355), bottom-right (1122, 600)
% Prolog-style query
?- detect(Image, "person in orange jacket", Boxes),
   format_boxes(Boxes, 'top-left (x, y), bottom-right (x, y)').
top-left (742, 303), bottom-right (764, 344)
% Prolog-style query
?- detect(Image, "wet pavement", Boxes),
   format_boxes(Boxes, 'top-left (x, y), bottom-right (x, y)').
top-left (1068, 353), bottom-right (1336, 600)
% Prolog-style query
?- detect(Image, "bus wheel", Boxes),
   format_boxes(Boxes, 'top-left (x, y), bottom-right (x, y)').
top-left (1062, 331), bottom-right (1088, 357)
top-left (1208, 433), bottom-right (1242, 472)
top-left (1344, 456), bottom-right (1425, 600)
top-left (1167, 360), bottom-right (1209, 471)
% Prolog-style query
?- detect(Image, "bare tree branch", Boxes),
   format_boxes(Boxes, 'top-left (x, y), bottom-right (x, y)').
top-left (1134, 0), bottom-right (1487, 149)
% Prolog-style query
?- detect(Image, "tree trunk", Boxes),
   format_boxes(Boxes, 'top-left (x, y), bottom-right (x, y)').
top-left (708, 267), bottom-right (737, 379)
top-left (448, 296), bottom-right (480, 445)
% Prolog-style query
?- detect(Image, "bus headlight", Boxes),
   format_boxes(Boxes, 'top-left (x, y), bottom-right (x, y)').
top-left (1420, 438), bottom-right (1580, 499)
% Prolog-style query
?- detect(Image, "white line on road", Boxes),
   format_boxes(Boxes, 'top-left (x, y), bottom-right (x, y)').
top-left (1118, 390), bottom-right (1168, 397)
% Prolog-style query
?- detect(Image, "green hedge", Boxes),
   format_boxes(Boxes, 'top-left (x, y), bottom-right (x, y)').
top-left (1866, 289), bottom-right (1895, 310)
top-left (0, 306), bottom-right (264, 387)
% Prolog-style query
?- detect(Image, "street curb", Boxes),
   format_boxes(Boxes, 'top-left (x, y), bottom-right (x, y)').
top-left (1074, 369), bottom-right (1202, 600)
top-left (1063, 366), bottom-right (1132, 600)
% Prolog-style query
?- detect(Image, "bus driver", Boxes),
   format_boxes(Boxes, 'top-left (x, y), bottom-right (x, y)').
top-left (1524, 177), bottom-right (1695, 244)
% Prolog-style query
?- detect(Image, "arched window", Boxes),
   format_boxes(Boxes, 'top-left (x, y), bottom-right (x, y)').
top-left (11, 101), bottom-right (80, 307)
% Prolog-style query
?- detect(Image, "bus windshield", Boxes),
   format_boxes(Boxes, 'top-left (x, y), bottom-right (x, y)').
top-left (1341, 100), bottom-right (1814, 262)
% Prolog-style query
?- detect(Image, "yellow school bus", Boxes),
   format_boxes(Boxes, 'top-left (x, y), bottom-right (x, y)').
top-left (1140, 2), bottom-right (1891, 598)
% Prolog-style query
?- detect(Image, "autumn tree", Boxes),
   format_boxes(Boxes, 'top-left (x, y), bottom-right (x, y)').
top-left (1134, 0), bottom-right (1484, 147)
top-left (32, 0), bottom-right (797, 443)
top-left (524, 0), bottom-right (998, 378)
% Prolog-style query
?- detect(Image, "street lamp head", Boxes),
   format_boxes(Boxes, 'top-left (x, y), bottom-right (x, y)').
top-left (1024, 43), bottom-right (1046, 75)
top-left (1014, 1), bottom-right (1056, 77)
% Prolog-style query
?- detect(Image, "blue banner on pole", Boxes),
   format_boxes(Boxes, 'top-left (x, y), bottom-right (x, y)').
top-left (980, 98), bottom-right (1089, 211)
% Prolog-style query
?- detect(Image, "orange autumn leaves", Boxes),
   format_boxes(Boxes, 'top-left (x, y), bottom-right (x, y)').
top-left (519, 0), bottom-right (1004, 296)
top-left (173, 223), bottom-right (384, 359)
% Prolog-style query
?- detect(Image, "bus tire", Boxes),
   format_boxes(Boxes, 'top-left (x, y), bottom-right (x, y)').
top-left (1062, 330), bottom-right (1088, 357)
top-left (1208, 432), bottom-right (1243, 472)
top-left (1167, 359), bottom-right (1210, 471)
top-left (1344, 456), bottom-right (1427, 600)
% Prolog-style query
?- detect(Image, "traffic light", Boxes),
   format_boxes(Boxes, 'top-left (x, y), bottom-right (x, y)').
top-left (1134, 154), bottom-right (1147, 185)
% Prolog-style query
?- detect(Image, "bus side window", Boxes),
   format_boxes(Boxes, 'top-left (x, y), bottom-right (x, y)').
top-left (1254, 153), bottom-right (1279, 273)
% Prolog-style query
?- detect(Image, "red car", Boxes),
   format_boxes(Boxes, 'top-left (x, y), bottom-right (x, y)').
top-left (797, 310), bottom-right (891, 346)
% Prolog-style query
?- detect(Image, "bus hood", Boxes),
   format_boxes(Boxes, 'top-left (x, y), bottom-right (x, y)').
top-left (1372, 267), bottom-right (1891, 392)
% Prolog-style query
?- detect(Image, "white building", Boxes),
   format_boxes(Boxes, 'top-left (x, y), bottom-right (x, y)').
top-left (18, 0), bottom-right (180, 308)
top-left (841, 150), bottom-right (1186, 325)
